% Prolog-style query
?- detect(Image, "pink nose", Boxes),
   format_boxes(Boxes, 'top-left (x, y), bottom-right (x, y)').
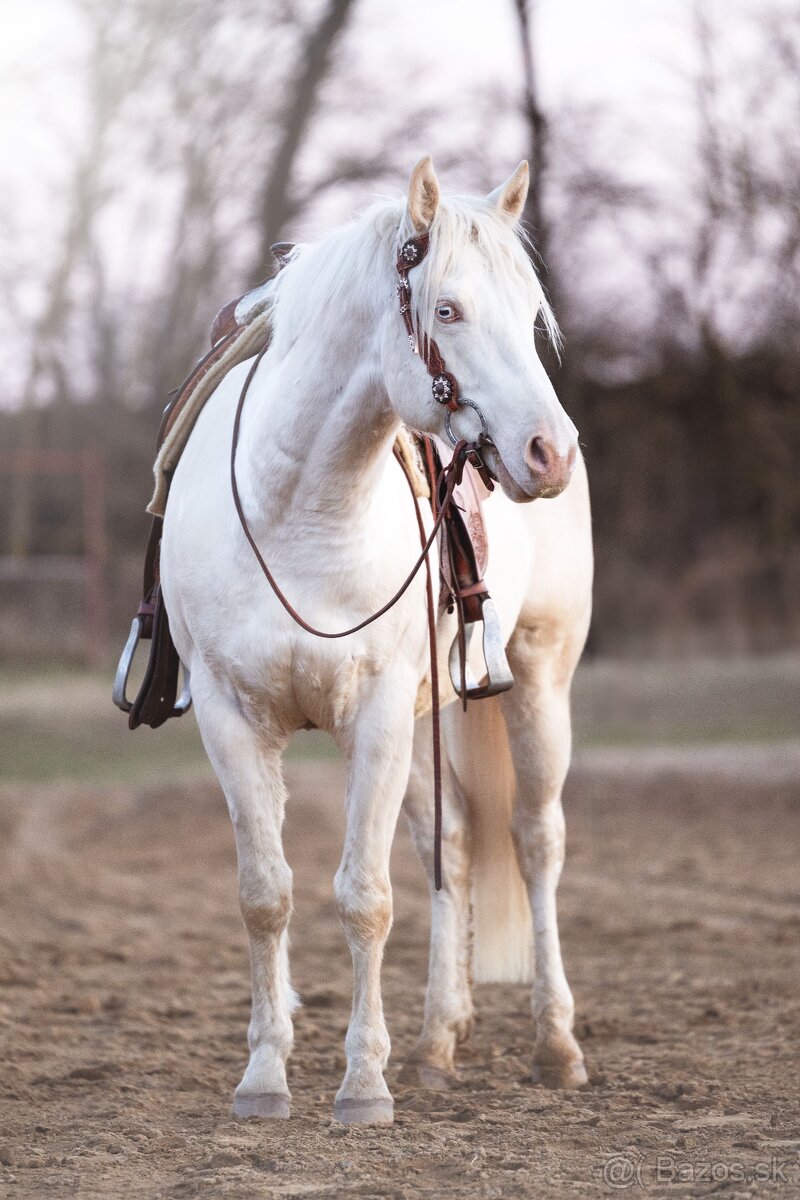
top-left (525, 435), bottom-right (577, 495)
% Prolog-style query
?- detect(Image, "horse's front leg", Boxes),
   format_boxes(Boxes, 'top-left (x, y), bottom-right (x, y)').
top-left (191, 668), bottom-right (295, 1118)
top-left (333, 669), bottom-right (417, 1125)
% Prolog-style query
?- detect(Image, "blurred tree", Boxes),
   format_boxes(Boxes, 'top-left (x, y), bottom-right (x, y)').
top-left (512, 0), bottom-right (550, 289)
top-left (8, 1), bottom-right (152, 555)
top-left (249, 0), bottom-right (357, 284)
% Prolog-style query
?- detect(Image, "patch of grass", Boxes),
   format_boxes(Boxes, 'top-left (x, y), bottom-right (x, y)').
top-left (0, 666), bottom-right (340, 788)
top-left (2, 656), bottom-right (798, 788)
top-left (576, 717), bottom-right (800, 748)
top-left (1, 713), bottom-right (212, 787)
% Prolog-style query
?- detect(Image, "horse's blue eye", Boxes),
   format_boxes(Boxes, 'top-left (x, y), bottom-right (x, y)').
top-left (436, 303), bottom-right (459, 322)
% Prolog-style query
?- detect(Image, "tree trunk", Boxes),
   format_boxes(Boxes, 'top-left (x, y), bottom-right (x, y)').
top-left (249, 0), bottom-right (357, 284)
top-left (512, 0), bottom-right (550, 287)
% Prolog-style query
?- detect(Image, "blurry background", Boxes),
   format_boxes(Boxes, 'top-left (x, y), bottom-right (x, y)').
top-left (1, 0), bottom-right (799, 771)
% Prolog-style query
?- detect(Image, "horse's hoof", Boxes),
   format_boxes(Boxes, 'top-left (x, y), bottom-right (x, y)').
top-left (416, 1064), bottom-right (456, 1090)
top-left (397, 1060), bottom-right (455, 1090)
top-left (532, 1059), bottom-right (588, 1089)
top-left (334, 1096), bottom-right (394, 1125)
top-left (232, 1091), bottom-right (291, 1118)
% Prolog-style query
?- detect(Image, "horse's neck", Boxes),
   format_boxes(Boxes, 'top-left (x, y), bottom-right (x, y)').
top-left (238, 321), bottom-right (399, 542)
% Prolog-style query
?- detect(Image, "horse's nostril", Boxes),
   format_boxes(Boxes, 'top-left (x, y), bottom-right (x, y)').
top-left (524, 435), bottom-right (578, 492)
top-left (526, 435), bottom-right (553, 473)
top-left (526, 435), bottom-right (556, 475)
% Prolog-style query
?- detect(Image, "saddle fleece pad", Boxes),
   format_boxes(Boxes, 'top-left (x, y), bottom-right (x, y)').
top-left (148, 314), bottom-right (429, 518)
top-left (148, 314), bottom-right (272, 517)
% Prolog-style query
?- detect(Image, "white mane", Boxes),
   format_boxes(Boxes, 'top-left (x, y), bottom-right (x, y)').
top-left (267, 193), bottom-right (560, 355)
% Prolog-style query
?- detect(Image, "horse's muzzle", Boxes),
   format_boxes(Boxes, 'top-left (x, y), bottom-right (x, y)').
top-left (524, 435), bottom-right (577, 498)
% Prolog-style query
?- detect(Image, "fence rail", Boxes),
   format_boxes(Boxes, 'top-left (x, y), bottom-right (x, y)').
top-left (0, 448), bottom-right (108, 666)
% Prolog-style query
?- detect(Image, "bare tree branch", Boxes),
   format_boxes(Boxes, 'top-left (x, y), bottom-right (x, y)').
top-left (249, 0), bottom-right (357, 282)
top-left (512, 0), bottom-right (550, 282)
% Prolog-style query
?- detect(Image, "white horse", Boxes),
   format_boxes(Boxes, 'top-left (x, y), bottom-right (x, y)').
top-left (160, 156), bottom-right (593, 1125)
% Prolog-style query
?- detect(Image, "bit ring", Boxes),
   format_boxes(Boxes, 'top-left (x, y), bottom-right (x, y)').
top-left (444, 398), bottom-right (489, 448)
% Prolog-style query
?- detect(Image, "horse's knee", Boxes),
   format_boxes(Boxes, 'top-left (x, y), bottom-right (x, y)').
top-left (512, 798), bottom-right (566, 875)
top-left (239, 860), bottom-right (293, 937)
top-left (334, 869), bottom-right (392, 948)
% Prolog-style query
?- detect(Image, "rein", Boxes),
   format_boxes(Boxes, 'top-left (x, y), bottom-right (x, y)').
top-left (229, 229), bottom-right (490, 890)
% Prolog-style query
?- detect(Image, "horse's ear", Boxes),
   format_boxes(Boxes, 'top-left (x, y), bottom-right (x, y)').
top-left (407, 155), bottom-right (441, 232)
top-left (488, 161), bottom-right (530, 225)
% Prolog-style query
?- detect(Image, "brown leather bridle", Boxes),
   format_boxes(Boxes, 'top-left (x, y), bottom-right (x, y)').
top-left (230, 229), bottom-right (495, 889)
top-left (395, 233), bottom-right (496, 487)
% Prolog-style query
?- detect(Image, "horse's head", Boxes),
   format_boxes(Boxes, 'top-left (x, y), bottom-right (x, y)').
top-left (382, 156), bottom-right (578, 502)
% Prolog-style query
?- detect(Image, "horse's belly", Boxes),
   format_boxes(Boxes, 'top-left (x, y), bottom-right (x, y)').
top-left (518, 454), bottom-right (593, 629)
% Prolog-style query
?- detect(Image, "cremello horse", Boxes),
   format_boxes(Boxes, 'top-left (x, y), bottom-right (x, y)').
top-left (161, 157), bottom-right (593, 1124)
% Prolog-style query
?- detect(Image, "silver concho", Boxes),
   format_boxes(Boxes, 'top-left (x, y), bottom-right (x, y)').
top-left (432, 373), bottom-right (453, 404)
top-left (401, 240), bottom-right (420, 265)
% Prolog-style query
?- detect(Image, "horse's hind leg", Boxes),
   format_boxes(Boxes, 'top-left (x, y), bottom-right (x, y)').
top-left (191, 669), bottom-right (295, 1118)
top-left (401, 718), bottom-right (473, 1087)
top-left (501, 624), bottom-right (588, 1089)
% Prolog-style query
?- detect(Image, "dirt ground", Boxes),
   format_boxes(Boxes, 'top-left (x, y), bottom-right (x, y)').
top-left (1, 747), bottom-right (799, 1199)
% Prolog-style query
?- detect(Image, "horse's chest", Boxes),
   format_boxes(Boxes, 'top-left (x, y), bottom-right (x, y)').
top-left (223, 570), bottom-right (423, 737)
top-left (288, 645), bottom-right (367, 732)
top-left (230, 635), bottom-right (400, 738)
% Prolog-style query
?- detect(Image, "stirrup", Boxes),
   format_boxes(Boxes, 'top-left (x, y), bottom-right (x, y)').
top-left (112, 615), bottom-right (192, 716)
top-left (448, 597), bottom-right (514, 700)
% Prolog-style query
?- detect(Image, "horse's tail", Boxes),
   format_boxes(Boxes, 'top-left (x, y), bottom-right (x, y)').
top-left (444, 696), bottom-right (532, 984)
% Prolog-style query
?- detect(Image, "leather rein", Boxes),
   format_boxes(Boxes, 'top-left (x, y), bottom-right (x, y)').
top-left (229, 231), bottom-right (494, 890)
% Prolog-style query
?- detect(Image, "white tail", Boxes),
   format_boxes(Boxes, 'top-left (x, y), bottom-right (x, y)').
top-left (443, 696), bottom-right (533, 984)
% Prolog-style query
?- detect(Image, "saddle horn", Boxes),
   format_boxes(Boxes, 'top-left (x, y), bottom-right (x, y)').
top-left (270, 242), bottom-right (296, 268)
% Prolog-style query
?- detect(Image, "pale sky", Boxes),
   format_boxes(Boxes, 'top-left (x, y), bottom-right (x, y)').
top-left (0, 0), bottom-right (698, 170)
top-left (1, 0), bottom-right (691, 99)
top-left (1, 0), bottom-right (753, 219)
top-left (364, 0), bottom-right (690, 108)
